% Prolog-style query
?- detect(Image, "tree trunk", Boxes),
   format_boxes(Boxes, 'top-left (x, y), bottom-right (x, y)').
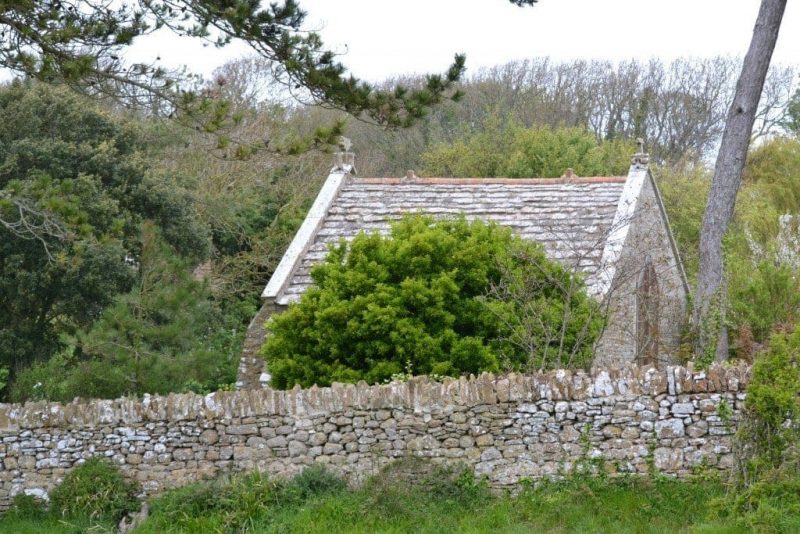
top-left (693, 0), bottom-right (787, 360)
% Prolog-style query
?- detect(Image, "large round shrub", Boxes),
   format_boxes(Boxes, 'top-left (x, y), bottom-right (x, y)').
top-left (261, 215), bottom-right (602, 388)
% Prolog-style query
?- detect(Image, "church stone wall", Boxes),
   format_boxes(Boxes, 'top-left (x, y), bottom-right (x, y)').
top-left (0, 363), bottom-right (748, 509)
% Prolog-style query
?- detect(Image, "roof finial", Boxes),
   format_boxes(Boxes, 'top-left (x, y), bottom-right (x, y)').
top-left (561, 168), bottom-right (576, 181)
top-left (333, 136), bottom-right (356, 174)
top-left (631, 138), bottom-right (649, 166)
top-left (403, 170), bottom-right (418, 183)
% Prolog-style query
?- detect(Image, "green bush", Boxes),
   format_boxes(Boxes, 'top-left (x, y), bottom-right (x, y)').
top-left (261, 215), bottom-right (603, 389)
top-left (739, 327), bottom-right (800, 476)
top-left (728, 258), bottom-right (800, 345)
top-left (655, 165), bottom-right (710, 280)
top-left (141, 466), bottom-right (346, 533)
top-left (711, 326), bottom-right (800, 531)
top-left (421, 124), bottom-right (633, 178)
top-left (48, 458), bottom-right (140, 523)
top-left (145, 472), bottom-right (280, 532)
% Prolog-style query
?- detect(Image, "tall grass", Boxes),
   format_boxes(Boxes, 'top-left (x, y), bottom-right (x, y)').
top-left (2, 459), bottom-right (797, 533)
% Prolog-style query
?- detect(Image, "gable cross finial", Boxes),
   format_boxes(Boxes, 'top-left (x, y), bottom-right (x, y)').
top-left (333, 136), bottom-right (356, 174)
top-left (631, 138), bottom-right (650, 166)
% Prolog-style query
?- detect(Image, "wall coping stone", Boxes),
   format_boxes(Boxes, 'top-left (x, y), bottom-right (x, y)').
top-left (0, 363), bottom-right (750, 432)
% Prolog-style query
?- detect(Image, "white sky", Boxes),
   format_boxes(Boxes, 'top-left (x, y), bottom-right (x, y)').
top-left (122, 0), bottom-right (800, 82)
top-left (1, 1), bottom-right (797, 83)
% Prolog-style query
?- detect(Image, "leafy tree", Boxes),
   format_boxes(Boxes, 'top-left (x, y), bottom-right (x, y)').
top-left (743, 136), bottom-right (800, 213)
top-left (0, 0), bottom-right (465, 133)
top-left (421, 125), bottom-right (633, 178)
top-left (261, 215), bottom-right (602, 389)
top-left (0, 81), bottom-right (207, 374)
top-left (9, 224), bottom-right (238, 402)
top-left (785, 88), bottom-right (800, 136)
top-left (146, 99), bottom-right (332, 310)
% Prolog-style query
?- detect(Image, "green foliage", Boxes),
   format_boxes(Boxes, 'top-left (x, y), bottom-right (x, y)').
top-left (0, 1), bottom-right (464, 135)
top-left (483, 244), bottom-right (604, 371)
top-left (49, 458), bottom-right (140, 524)
top-left (262, 215), bottom-right (602, 389)
top-left (785, 88), bottom-right (800, 136)
top-left (711, 326), bottom-right (800, 531)
top-left (655, 165), bottom-right (710, 280)
top-left (125, 464), bottom-right (739, 533)
top-left (723, 140), bottom-right (800, 350)
top-left (384, 359), bottom-right (448, 384)
top-left (0, 367), bottom-right (8, 394)
top-left (420, 124), bottom-right (634, 178)
top-left (743, 136), bottom-right (800, 214)
top-left (8, 225), bottom-right (238, 402)
top-left (0, 516), bottom-right (99, 534)
top-left (728, 258), bottom-right (800, 344)
top-left (286, 464), bottom-right (347, 501)
top-left (419, 118), bottom-right (516, 177)
top-left (716, 399), bottom-right (734, 433)
top-left (140, 466), bottom-right (346, 533)
top-left (739, 327), bottom-right (800, 477)
top-left (143, 472), bottom-right (284, 532)
top-left (0, 82), bottom-right (207, 376)
top-left (132, 460), bottom-right (489, 534)
top-left (202, 160), bottom-right (324, 305)
top-left (504, 127), bottom-right (633, 178)
top-left (8, 461), bottom-right (800, 533)
top-left (1, 81), bottom-right (333, 401)
top-left (659, 140), bottom-right (800, 353)
top-left (7, 493), bottom-right (47, 521)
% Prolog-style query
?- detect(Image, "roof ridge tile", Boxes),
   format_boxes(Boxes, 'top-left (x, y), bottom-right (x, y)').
top-left (351, 177), bottom-right (627, 185)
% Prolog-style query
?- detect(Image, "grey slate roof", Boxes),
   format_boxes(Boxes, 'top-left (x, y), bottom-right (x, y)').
top-left (266, 175), bottom-right (628, 306)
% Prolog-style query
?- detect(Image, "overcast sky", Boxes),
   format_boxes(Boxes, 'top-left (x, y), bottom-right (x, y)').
top-left (122, 0), bottom-right (800, 82)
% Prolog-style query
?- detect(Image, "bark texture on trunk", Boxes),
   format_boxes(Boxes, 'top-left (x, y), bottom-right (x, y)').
top-left (694, 0), bottom-right (787, 360)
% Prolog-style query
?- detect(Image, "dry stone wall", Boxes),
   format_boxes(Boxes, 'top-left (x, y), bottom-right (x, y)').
top-left (0, 363), bottom-right (749, 508)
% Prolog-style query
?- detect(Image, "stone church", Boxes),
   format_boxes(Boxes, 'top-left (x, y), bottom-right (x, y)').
top-left (238, 150), bottom-right (689, 388)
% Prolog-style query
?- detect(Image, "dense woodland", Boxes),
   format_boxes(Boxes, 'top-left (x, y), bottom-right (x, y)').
top-left (1, 55), bottom-right (800, 402)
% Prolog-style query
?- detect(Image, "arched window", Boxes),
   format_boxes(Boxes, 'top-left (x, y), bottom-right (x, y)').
top-left (636, 258), bottom-right (660, 366)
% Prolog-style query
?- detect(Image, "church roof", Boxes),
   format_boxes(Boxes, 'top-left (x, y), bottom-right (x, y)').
top-left (262, 163), bottom-right (657, 306)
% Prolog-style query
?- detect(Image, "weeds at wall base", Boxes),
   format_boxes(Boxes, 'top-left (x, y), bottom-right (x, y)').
top-left (3, 458), bottom-right (800, 533)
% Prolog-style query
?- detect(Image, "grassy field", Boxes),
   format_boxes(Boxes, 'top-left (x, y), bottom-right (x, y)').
top-left (1, 461), bottom-right (796, 533)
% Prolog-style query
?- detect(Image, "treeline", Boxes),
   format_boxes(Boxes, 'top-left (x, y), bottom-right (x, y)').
top-left (0, 55), bottom-right (798, 401)
top-left (296, 56), bottom-right (797, 175)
